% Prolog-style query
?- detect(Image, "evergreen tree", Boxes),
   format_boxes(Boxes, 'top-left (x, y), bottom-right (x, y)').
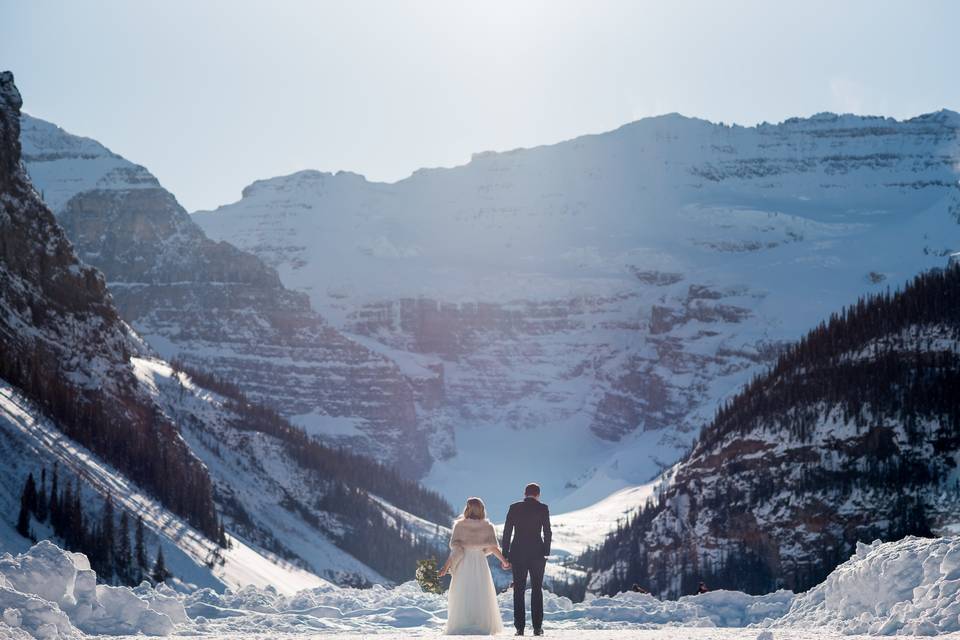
top-left (15, 500), bottom-right (30, 538)
top-left (15, 474), bottom-right (38, 538)
top-left (49, 465), bottom-right (60, 531)
top-left (62, 481), bottom-right (86, 552)
top-left (151, 546), bottom-right (169, 584)
top-left (135, 515), bottom-right (148, 575)
top-left (217, 520), bottom-right (228, 549)
top-left (22, 473), bottom-right (38, 515)
top-left (169, 358), bottom-right (453, 526)
top-left (100, 493), bottom-right (116, 581)
top-left (117, 511), bottom-right (132, 584)
top-left (61, 481), bottom-right (73, 545)
top-left (36, 468), bottom-right (48, 522)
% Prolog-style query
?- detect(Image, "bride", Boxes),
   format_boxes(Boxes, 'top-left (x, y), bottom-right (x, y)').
top-left (439, 497), bottom-right (509, 635)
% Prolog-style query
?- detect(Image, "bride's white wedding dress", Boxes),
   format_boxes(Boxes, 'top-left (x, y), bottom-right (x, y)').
top-left (444, 518), bottom-right (504, 635)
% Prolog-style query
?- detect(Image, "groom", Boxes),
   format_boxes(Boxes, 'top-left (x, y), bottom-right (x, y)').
top-left (501, 483), bottom-right (552, 636)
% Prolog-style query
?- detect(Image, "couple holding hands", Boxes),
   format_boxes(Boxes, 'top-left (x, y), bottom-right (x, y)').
top-left (440, 483), bottom-right (552, 636)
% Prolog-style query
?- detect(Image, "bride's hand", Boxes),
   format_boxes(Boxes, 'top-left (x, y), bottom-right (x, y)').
top-left (438, 567), bottom-right (448, 577)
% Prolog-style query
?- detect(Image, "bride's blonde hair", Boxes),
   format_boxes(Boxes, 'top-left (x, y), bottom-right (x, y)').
top-left (460, 497), bottom-right (486, 521)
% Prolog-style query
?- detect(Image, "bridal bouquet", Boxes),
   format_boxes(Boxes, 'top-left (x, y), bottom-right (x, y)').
top-left (415, 558), bottom-right (443, 594)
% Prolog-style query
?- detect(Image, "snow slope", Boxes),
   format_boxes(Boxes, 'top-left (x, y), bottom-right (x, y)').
top-left (0, 349), bottom-right (442, 594)
top-left (0, 379), bottom-right (317, 594)
top-left (18, 115), bottom-right (158, 213)
top-left (194, 110), bottom-right (960, 517)
top-left (551, 476), bottom-right (671, 558)
top-left (130, 357), bottom-right (390, 587)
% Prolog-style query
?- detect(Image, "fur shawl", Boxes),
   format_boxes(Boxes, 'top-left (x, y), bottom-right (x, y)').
top-left (446, 518), bottom-right (499, 572)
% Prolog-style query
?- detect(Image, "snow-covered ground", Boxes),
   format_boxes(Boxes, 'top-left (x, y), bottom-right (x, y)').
top-left (107, 632), bottom-right (910, 639)
top-left (3, 536), bottom-right (960, 637)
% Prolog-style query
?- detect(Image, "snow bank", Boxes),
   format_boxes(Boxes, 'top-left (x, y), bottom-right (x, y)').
top-left (776, 536), bottom-right (960, 635)
top-left (0, 541), bottom-right (185, 638)
top-left (8, 537), bottom-right (960, 637)
top-left (542, 589), bottom-right (793, 629)
top-left (168, 535), bottom-right (960, 636)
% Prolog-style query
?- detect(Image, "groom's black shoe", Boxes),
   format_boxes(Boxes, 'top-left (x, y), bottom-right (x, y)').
top-left (514, 631), bottom-right (524, 636)
top-left (533, 629), bottom-right (544, 636)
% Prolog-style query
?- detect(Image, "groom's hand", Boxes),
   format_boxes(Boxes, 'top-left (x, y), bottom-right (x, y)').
top-left (501, 560), bottom-right (511, 570)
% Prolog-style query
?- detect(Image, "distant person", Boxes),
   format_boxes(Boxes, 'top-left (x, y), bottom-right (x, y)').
top-left (439, 497), bottom-right (510, 635)
top-left (698, 581), bottom-right (709, 594)
top-left (502, 483), bottom-right (552, 636)
top-left (631, 583), bottom-right (649, 594)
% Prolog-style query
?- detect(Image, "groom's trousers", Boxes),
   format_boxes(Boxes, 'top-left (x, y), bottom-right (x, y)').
top-left (512, 556), bottom-right (547, 631)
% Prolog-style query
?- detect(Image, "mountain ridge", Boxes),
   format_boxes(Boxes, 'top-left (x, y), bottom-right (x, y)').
top-left (0, 71), bottom-right (221, 540)
top-left (21, 112), bottom-right (436, 476)
top-left (196, 108), bottom-right (960, 196)
top-left (193, 102), bottom-right (959, 515)
top-left (3, 71), bottom-right (451, 590)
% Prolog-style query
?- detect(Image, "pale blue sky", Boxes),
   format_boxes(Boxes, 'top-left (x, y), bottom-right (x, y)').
top-left (2, 0), bottom-right (959, 211)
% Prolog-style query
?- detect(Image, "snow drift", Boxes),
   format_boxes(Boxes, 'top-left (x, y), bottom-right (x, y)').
top-left (776, 536), bottom-right (960, 635)
top-left (4, 536), bottom-right (960, 637)
top-left (0, 541), bottom-right (186, 638)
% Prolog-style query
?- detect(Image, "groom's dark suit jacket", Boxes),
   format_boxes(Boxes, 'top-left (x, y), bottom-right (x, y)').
top-left (501, 497), bottom-right (552, 561)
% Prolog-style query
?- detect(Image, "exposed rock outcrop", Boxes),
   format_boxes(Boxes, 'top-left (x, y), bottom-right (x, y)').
top-left (21, 115), bottom-right (430, 475)
top-left (0, 72), bottom-right (219, 536)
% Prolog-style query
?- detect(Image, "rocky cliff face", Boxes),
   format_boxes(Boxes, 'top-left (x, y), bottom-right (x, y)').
top-left (2, 78), bottom-right (449, 585)
top-left (20, 115), bottom-right (430, 475)
top-left (584, 266), bottom-right (960, 598)
top-left (193, 111), bottom-right (960, 513)
top-left (0, 72), bottom-right (219, 536)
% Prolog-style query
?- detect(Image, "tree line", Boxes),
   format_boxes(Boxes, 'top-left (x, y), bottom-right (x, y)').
top-left (583, 265), bottom-right (960, 597)
top-left (170, 359), bottom-right (453, 525)
top-left (317, 481), bottom-right (446, 583)
top-left (0, 338), bottom-right (221, 541)
top-left (14, 465), bottom-right (185, 586)
top-left (702, 265), bottom-right (960, 452)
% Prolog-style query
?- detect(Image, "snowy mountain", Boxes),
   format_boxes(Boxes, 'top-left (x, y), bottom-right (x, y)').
top-left (193, 109), bottom-right (960, 515)
top-left (1, 71), bottom-right (450, 591)
top-left (20, 115), bottom-right (434, 476)
top-left (583, 265), bottom-right (960, 598)
top-left (0, 70), bottom-right (244, 589)
top-left (0, 71), bottom-right (221, 543)
top-left (132, 356), bottom-right (450, 586)
top-left (0, 377), bottom-right (326, 595)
